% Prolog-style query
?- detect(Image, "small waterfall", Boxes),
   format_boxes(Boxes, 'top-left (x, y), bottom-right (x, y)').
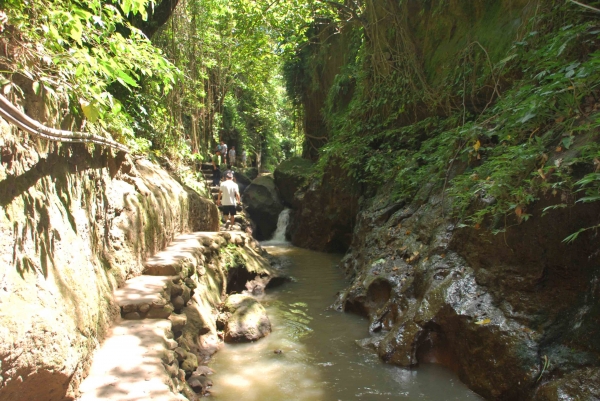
top-left (265, 209), bottom-right (291, 244)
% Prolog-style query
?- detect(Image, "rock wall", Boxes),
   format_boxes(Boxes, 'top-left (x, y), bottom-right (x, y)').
top-left (335, 187), bottom-right (600, 400)
top-left (281, 0), bottom-right (600, 399)
top-left (0, 119), bottom-right (219, 401)
top-left (273, 157), bottom-right (313, 209)
top-left (288, 161), bottom-right (359, 252)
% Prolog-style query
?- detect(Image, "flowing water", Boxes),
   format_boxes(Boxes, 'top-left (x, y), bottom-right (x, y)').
top-left (263, 209), bottom-right (291, 245)
top-left (208, 215), bottom-right (483, 400)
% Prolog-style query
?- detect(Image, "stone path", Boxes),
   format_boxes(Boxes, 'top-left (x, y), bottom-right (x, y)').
top-left (78, 320), bottom-right (180, 401)
top-left (77, 164), bottom-right (265, 400)
top-left (78, 231), bottom-right (255, 401)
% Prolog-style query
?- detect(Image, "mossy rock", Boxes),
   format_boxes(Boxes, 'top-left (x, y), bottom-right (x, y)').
top-left (534, 367), bottom-right (600, 400)
top-left (223, 294), bottom-right (271, 343)
top-left (274, 157), bottom-right (314, 208)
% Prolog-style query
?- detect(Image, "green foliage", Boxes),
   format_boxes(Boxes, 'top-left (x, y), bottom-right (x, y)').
top-left (286, 0), bottom-right (600, 239)
top-left (147, 0), bottom-right (314, 163)
top-left (3, 0), bottom-right (329, 160)
top-left (2, 0), bottom-right (177, 149)
top-left (447, 5), bottom-right (600, 229)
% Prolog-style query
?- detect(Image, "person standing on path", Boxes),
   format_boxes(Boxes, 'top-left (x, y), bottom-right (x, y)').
top-left (217, 170), bottom-right (240, 229)
top-left (212, 150), bottom-right (221, 187)
top-left (241, 149), bottom-right (247, 168)
top-left (220, 140), bottom-right (228, 165)
top-left (229, 146), bottom-right (236, 167)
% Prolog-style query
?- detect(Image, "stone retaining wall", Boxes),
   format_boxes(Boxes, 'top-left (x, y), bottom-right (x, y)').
top-left (0, 119), bottom-right (218, 401)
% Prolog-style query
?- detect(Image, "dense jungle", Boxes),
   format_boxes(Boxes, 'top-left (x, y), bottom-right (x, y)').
top-left (0, 0), bottom-right (599, 400)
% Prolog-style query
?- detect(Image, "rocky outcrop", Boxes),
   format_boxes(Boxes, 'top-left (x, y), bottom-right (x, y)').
top-left (221, 294), bottom-right (271, 343)
top-left (0, 118), bottom-right (219, 401)
top-left (289, 160), bottom-right (359, 252)
top-left (242, 175), bottom-right (284, 240)
top-left (273, 157), bottom-right (313, 208)
top-left (336, 187), bottom-right (600, 400)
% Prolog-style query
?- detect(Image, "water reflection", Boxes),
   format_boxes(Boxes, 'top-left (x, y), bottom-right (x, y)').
top-left (209, 245), bottom-right (482, 400)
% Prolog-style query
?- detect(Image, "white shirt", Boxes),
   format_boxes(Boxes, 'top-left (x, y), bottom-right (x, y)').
top-left (229, 149), bottom-right (236, 159)
top-left (220, 180), bottom-right (239, 206)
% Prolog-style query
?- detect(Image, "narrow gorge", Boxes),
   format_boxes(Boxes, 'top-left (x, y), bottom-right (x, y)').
top-left (1, 0), bottom-right (600, 400)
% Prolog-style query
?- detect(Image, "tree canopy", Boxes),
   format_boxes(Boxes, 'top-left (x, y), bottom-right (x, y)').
top-left (2, 0), bottom-right (600, 238)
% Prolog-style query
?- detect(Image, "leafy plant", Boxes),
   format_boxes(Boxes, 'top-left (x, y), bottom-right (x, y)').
top-left (2, 0), bottom-right (177, 150)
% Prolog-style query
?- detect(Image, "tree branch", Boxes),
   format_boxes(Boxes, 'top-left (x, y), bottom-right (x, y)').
top-left (324, 1), bottom-right (365, 24)
top-left (568, 0), bottom-right (600, 13)
top-left (136, 0), bottom-right (180, 38)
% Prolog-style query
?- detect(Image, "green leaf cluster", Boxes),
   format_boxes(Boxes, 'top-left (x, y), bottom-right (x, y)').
top-left (2, 0), bottom-right (177, 148)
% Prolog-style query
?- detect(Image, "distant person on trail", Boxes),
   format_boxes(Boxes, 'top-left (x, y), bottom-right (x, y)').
top-left (241, 149), bottom-right (247, 167)
top-left (229, 146), bottom-right (236, 167)
top-left (212, 150), bottom-right (221, 187)
top-left (217, 170), bottom-right (240, 230)
top-left (220, 140), bottom-right (228, 165)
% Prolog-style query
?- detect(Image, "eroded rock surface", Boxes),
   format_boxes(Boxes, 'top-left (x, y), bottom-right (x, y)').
top-left (273, 157), bottom-right (313, 208)
top-left (335, 187), bottom-right (600, 400)
top-left (288, 160), bottom-right (358, 252)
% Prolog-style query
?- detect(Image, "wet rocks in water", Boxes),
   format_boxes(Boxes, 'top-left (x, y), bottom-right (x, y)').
top-left (187, 373), bottom-right (213, 395)
top-left (222, 294), bottom-right (271, 342)
top-left (533, 367), bottom-right (600, 400)
top-left (194, 365), bottom-right (215, 376)
top-left (355, 333), bottom-right (386, 351)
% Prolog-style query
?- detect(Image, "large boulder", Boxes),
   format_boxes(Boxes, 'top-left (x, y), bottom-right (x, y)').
top-left (273, 157), bottom-right (313, 208)
top-left (289, 160), bottom-right (358, 252)
top-left (222, 294), bottom-right (271, 343)
top-left (242, 175), bottom-right (284, 240)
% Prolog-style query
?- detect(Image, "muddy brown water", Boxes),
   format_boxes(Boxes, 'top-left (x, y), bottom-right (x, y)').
top-left (209, 244), bottom-right (483, 400)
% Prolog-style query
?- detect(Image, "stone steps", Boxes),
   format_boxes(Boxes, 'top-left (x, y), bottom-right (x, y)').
top-left (78, 319), bottom-right (184, 401)
top-left (78, 232), bottom-right (237, 400)
top-left (115, 275), bottom-right (175, 320)
top-left (78, 229), bottom-right (274, 400)
top-left (142, 232), bottom-right (229, 277)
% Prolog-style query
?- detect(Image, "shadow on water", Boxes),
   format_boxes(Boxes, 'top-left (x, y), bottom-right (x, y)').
top-left (209, 244), bottom-right (483, 401)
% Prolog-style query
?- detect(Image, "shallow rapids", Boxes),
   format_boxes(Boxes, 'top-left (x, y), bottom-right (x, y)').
top-left (208, 245), bottom-right (482, 400)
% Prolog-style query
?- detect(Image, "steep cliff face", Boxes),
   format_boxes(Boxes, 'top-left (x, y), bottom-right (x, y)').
top-left (0, 119), bottom-right (218, 401)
